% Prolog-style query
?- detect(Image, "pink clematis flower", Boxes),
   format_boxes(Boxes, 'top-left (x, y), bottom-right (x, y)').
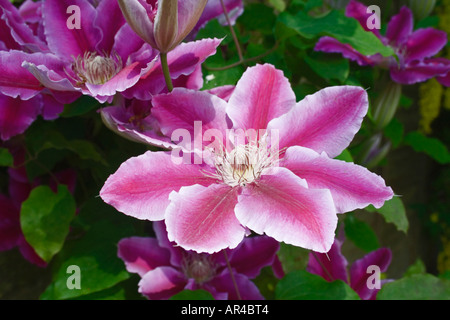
top-left (2, 0), bottom-right (221, 104)
top-left (307, 232), bottom-right (392, 300)
top-left (118, 221), bottom-right (284, 300)
top-left (0, 0), bottom-right (79, 140)
top-left (100, 63), bottom-right (394, 254)
top-left (315, 0), bottom-right (450, 86)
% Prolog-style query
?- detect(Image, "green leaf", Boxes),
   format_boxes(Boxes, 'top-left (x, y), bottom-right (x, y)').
top-left (277, 243), bottom-right (310, 274)
top-left (404, 131), bottom-right (450, 164)
top-left (335, 149), bottom-right (354, 163)
top-left (303, 51), bottom-right (349, 83)
top-left (239, 3), bottom-right (276, 35)
top-left (60, 96), bottom-right (100, 118)
top-left (277, 10), bottom-right (394, 57)
top-left (403, 259), bottom-right (426, 277)
top-left (20, 185), bottom-right (76, 263)
top-left (26, 126), bottom-right (106, 166)
top-left (0, 147), bottom-right (14, 167)
top-left (269, 0), bottom-right (286, 12)
top-left (40, 198), bottom-right (135, 300)
top-left (170, 290), bottom-right (214, 300)
top-left (384, 117), bottom-right (404, 148)
top-left (275, 270), bottom-right (360, 300)
top-left (344, 213), bottom-right (380, 252)
top-left (377, 274), bottom-right (450, 300)
top-left (365, 197), bottom-right (409, 233)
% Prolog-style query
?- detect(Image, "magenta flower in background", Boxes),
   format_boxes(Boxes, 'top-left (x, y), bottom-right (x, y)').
top-left (315, 0), bottom-right (450, 85)
top-left (189, 0), bottom-right (244, 38)
top-left (100, 63), bottom-right (394, 254)
top-left (307, 232), bottom-right (392, 300)
top-left (0, 0), bottom-right (221, 104)
top-left (0, 0), bottom-right (79, 140)
top-left (118, 221), bottom-right (283, 300)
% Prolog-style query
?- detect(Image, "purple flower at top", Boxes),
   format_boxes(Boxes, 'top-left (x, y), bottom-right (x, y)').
top-left (315, 0), bottom-right (450, 86)
top-left (307, 231), bottom-right (392, 300)
top-left (118, 221), bottom-right (284, 300)
top-left (100, 63), bottom-right (394, 254)
top-left (0, 0), bottom-right (221, 105)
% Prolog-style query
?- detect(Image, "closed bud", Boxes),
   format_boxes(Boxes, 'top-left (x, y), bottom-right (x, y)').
top-left (372, 81), bottom-right (402, 130)
top-left (407, 0), bottom-right (436, 21)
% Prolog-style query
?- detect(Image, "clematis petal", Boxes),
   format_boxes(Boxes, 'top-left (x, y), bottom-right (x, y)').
top-left (191, 0), bottom-right (243, 37)
top-left (94, 0), bottom-right (126, 53)
top-left (385, 6), bottom-right (413, 46)
top-left (42, 0), bottom-right (100, 58)
top-left (227, 236), bottom-right (281, 279)
top-left (0, 94), bottom-right (41, 141)
top-left (18, 237), bottom-right (47, 268)
top-left (208, 271), bottom-right (264, 300)
top-left (267, 86), bottom-right (368, 158)
top-left (100, 151), bottom-right (216, 221)
top-left (165, 183), bottom-right (245, 253)
top-left (345, 0), bottom-right (382, 39)
top-left (0, 5), bottom-right (48, 52)
top-left (138, 266), bottom-right (187, 300)
top-left (117, 0), bottom-right (157, 48)
top-left (153, 221), bottom-right (185, 268)
top-left (100, 105), bottom-right (178, 149)
top-left (117, 237), bottom-right (171, 277)
top-left (227, 64), bottom-right (296, 132)
top-left (437, 71), bottom-right (450, 87)
top-left (235, 167), bottom-right (338, 253)
top-left (390, 58), bottom-right (450, 85)
top-left (306, 236), bottom-right (348, 283)
top-left (349, 247), bottom-right (392, 300)
top-left (0, 195), bottom-right (21, 251)
top-left (0, 50), bottom-right (50, 100)
top-left (314, 36), bottom-right (382, 67)
top-left (405, 28), bottom-right (448, 63)
top-left (152, 88), bottom-right (230, 151)
top-left (282, 146), bottom-right (394, 213)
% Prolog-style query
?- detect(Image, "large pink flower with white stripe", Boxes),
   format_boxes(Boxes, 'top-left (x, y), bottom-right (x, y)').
top-left (100, 64), bottom-right (393, 254)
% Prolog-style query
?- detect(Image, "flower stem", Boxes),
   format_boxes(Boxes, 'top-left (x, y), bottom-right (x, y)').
top-left (223, 250), bottom-right (242, 300)
top-left (160, 52), bottom-right (173, 92)
top-left (219, 0), bottom-right (244, 63)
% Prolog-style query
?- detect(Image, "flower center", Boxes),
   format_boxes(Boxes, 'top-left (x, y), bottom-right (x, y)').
top-left (183, 253), bottom-right (216, 284)
top-left (71, 52), bottom-right (122, 86)
top-left (207, 133), bottom-right (280, 187)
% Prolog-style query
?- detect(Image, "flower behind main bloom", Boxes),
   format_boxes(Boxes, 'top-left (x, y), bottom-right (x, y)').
top-left (315, 0), bottom-right (450, 86)
top-left (100, 63), bottom-right (394, 254)
top-left (117, 221), bottom-right (283, 300)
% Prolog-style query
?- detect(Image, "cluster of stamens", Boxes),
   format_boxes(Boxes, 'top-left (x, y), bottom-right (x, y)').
top-left (205, 133), bottom-right (281, 187)
top-left (71, 52), bottom-right (122, 86)
top-left (182, 253), bottom-right (216, 284)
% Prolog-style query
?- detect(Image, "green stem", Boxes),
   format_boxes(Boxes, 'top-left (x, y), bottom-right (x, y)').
top-left (160, 52), bottom-right (173, 92)
top-left (219, 0), bottom-right (244, 63)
